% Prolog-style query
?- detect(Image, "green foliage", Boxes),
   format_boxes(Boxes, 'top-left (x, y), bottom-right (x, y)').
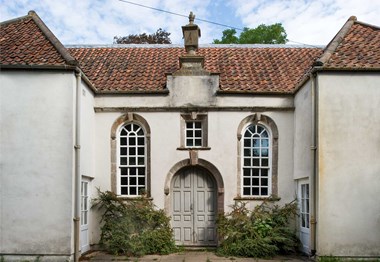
top-left (92, 190), bottom-right (177, 256)
top-left (216, 200), bottom-right (299, 258)
top-left (213, 23), bottom-right (287, 44)
top-left (114, 28), bottom-right (171, 44)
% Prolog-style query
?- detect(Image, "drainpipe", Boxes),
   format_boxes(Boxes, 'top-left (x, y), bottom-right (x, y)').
top-left (74, 71), bottom-right (82, 262)
top-left (310, 72), bottom-right (318, 256)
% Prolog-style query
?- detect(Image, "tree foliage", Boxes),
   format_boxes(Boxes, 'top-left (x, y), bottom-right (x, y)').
top-left (114, 28), bottom-right (172, 44)
top-left (213, 23), bottom-right (287, 44)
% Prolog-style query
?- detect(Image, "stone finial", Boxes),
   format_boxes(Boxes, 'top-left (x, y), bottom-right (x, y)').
top-left (189, 12), bottom-right (195, 25)
top-left (182, 11), bottom-right (201, 55)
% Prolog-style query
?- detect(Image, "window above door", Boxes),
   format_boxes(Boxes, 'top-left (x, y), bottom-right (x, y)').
top-left (178, 112), bottom-right (210, 150)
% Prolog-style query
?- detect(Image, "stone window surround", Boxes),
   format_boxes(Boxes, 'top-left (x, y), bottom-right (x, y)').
top-left (236, 113), bottom-right (279, 200)
top-left (178, 112), bottom-right (210, 150)
top-left (111, 113), bottom-right (151, 198)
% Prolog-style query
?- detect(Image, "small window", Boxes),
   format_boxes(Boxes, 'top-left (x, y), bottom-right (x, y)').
top-left (185, 121), bottom-right (203, 147)
top-left (180, 113), bottom-right (208, 149)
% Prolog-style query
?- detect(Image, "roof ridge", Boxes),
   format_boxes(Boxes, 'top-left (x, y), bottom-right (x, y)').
top-left (27, 10), bottom-right (77, 66)
top-left (314, 16), bottom-right (357, 66)
top-left (354, 20), bottom-right (380, 30)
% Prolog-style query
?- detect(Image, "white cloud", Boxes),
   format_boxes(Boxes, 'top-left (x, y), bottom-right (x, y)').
top-left (1, 0), bottom-right (379, 46)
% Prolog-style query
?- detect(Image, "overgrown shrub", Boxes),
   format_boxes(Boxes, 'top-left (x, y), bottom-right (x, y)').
top-left (217, 200), bottom-right (299, 258)
top-left (92, 190), bottom-right (178, 256)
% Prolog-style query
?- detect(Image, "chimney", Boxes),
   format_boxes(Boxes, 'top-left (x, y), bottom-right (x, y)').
top-left (174, 12), bottom-right (209, 76)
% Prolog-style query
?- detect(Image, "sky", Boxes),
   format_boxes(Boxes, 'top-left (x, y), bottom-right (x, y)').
top-left (0, 0), bottom-right (379, 46)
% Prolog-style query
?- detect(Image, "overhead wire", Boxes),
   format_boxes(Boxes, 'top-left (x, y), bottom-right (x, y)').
top-left (116, 0), bottom-right (321, 47)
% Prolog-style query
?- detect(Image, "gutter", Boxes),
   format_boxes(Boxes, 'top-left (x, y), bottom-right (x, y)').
top-left (310, 72), bottom-right (318, 256)
top-left (73, 70), bottom-right (82, 262)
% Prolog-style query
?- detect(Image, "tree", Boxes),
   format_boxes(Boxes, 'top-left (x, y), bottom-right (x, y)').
top-left (213, 23), bottom-right (287, 44)
top-left (114, 28), bottom-right (171, 44)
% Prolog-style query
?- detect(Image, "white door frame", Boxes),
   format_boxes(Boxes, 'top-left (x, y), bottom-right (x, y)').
top-left (80, 177), bottom-right (91, 253)
top-left (298, 179), bottom-right (310, 254)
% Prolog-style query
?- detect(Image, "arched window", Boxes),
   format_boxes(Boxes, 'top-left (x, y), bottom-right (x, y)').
top-left (242, 124), bottom-right (271, 196)
top-left (111, 113), bottom-right (151, 197)
top-left (118, 123), bottom-right (146, 196)
top-left (237, 114), bottom-right (278, 198)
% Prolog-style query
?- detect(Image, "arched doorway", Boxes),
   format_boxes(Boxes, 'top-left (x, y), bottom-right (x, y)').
top-left (171, 166), bottom-right (217, 246)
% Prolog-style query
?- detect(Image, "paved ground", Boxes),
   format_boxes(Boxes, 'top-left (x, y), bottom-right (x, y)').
top-left (81, 251), bottom-right (312, 262)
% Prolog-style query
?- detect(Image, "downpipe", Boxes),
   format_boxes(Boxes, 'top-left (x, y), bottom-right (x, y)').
top-left (310, 73), bottom-right (318, 256)
top-left (74, 71), bottom-right (82, 262)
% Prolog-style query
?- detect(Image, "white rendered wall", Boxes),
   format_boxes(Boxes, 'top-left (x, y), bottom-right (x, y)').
top-left (0, 71), bottom-right (75, 259)
top-left (91, 94), bottom-right (296, 244)
top-left (294, 81), bottom-right (313, 180)
top-left (317, 72), bottom-right (380, 256)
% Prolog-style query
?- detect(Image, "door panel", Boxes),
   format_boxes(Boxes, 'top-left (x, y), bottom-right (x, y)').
top-left (298, 181), bottom-right (310, 254)
top-left (80, 179), bottom-right (90, 253)
top-left (172, 167), bottom-right (217, 246)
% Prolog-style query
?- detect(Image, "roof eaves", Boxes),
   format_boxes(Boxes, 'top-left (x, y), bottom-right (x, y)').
top-left (27, 10), bottom-right (78, 66)
top-left (314, 16), bottom-right (357, 67)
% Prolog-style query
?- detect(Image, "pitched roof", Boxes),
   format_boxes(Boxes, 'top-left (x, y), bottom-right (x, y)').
top-left (0, 11), bottom-right (76, 67)
top-left (68, 46), bottom-right (322, 94)
top-left (316, 16), bottom-right (380, 69)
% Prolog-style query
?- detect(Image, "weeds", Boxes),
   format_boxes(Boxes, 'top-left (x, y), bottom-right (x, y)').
top-left (92, 189), bottom-right (178, 256)
top-left (216, 200), bottom-right (299, 258)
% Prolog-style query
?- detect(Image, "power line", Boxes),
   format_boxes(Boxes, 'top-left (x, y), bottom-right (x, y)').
top-left (117, 0), bottom-right (244, 31)
top-left (117, 0), bottom-right (321, 47)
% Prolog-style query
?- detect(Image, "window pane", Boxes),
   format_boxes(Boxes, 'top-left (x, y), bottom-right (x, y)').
top-left (130, 177), bottom-right (137, 185)
top-left (252, 168), bottom-right (260, 176)
top-left (125, 125), bottom-right (132, 132)
top-left (138, 177), bottom-right (145, 185)
top-left (262, 158), bottom-right (268, 167)
top-left (253, 158), bottom-right (259, 166)
top-left (138, 167), bottom-right (145, 175)
top-left (244, 138), bottom-right (251, 147)
top-left (195, 139), bottom-right (202, 146)
top-left (186, 139), bottom-right (193, 147)
top-left (120, 157), bottom-right (128, 165)
top-left (138, 137), bottom-right (144, 145)
top-left (261, 187), bottom-right (268, 196)
top-left (186, 122), bottom-right (193, 129)
top-left (137, 129), bottom-right (144, 136)
top-left (120, 147), bottom-right (127, 155)
top-left (138, 187), bottom-right (145, 194)
top-left (244, 158), bottom-right (250, 166)
top-left (138, 147), bottom-right (144, 156)
top-left (195, 130), bottom-right (202, 137)
top-left (121, 187), bottom-right (128, 195)
top-left (261, 139), bottom-right (269, 147)
top-left (261, 178), bottom-right (268, 186)
top-left (195, 122), bottom-right (201, 128)
top-left (261, 130), bottom-right (268, 138)
top-left (186, 130), bottom-right (193, 137)
top-left (243, 187), bottom-right (250, 196)
top-left (243, 168), bottom-right (250, 177)
top-left (252, 178), bottom-right (259, 186)
top-left (248, 125), bottom-right (255, 133)
top-left (129, 157), bottom-right (136, 165)
top-left (252, 187), bottom-right (259, 195)
top-left (253, 149), bottom-right (260, 156)
top-left (129, 137), bottom-right (136, 145)
top-left (129, 147), bottom-right (136, 155)
top-left (130, 187), bottom-right (137, 195)
top-left (121, 177), bottom-right (128, 185)
top-left (243, 178), bottom-right (250, 186)
top-left (257, 126), bottom-right (263, 133)
top-left (120, 138), bottom-right (127, 145)
top-left (261, 149), bottom-right (268, 157)
top-left (253, 139), bottom-right (260, 147)
top-left (244, 149), bottom-right (251, 157)
top-left (138, 157), bottom-right (144, 165)
top-left (261, 169), bottom-right (268, 177)
top-left (130, 168), bottom-right (136, 176)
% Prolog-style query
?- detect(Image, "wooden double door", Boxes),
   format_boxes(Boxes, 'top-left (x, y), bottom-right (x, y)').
top-left (171, 167), bottom-right (217, 246)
